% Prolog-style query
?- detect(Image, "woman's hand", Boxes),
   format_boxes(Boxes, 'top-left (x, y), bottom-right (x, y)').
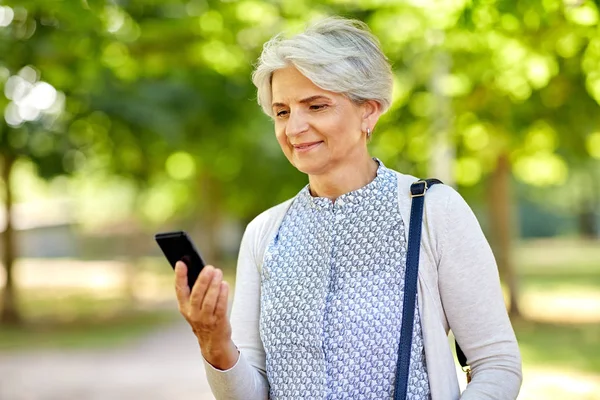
top-left (175, 261), bottom-right (239, 370)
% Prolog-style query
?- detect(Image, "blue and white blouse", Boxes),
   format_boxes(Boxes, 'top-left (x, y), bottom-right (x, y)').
top-left (259, 160), bottom-right (431, 399)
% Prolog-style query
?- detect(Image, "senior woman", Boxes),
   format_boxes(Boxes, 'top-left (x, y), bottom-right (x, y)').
top-left (174, 17), bottom-right (522, 400)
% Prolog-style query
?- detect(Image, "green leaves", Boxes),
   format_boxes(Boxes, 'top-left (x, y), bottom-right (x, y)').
top-left (2, 0), bottom-right (600, 223)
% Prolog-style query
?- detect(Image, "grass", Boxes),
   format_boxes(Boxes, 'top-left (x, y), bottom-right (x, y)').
top-left (0, 286), bottom-right (180, 351)
top-left (0, 257), bottom-right (235, 352)
top-left (520, 271), bottom-right (600, 292)
top-left (515, 319), bottom-right (600, 375)
top-left (0, 310), bottom-right (178, 351)
top-left (509, 240), bottom-right (600, 398)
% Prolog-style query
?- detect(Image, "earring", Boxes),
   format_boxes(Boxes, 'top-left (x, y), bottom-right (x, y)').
top-left (366, 128), bottom-right (372, 139)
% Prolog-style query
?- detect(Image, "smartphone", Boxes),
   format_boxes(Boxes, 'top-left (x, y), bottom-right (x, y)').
top-left (154, 231), bottom-right (206, 290)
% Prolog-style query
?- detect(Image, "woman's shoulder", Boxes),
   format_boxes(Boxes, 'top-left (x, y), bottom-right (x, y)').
top-left (245, 198), bottom-right (295, 239)
top-left (390, 169), bottom-right (466, 215)
top-left (240, 198), bottom-right (295, 267)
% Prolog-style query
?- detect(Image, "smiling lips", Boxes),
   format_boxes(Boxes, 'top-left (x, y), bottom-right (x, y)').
top-left (293, 141), bottom-right (323, 153)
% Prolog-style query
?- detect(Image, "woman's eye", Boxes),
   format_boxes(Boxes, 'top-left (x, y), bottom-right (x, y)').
top-left (276, 110), bottom-right (289, 117)
top-left (310, 104), bottom-right (327, 110)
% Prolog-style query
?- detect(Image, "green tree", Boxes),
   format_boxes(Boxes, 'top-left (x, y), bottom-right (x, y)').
top-left (0, 1), bottom-right (107, 323)
top-left (364, 0), bottom-right (600, 317)
top-left (3, 0), bottom-right (600, 325)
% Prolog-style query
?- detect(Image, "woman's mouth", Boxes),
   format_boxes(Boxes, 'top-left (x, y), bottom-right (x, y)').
top-left (293, 141), bottom-right (323, 153)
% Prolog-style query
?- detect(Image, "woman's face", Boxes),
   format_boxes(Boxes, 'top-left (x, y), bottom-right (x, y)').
top-left (270, 66), bottom-right (374, 176)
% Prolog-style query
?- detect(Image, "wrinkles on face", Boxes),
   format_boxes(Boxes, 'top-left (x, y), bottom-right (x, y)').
top-left (270, 66), bottom-right (366, 176)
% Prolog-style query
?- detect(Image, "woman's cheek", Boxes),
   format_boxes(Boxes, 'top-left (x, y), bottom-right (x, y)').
top-left (275, 130), bottom-right (293, 157)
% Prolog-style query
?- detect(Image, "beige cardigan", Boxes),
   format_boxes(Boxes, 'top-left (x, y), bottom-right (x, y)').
top-left (204, 171), bottom-right (522, 399)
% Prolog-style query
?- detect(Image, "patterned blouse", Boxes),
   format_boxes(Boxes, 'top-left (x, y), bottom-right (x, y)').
top-left (259, 159), bottom-right (431, 399)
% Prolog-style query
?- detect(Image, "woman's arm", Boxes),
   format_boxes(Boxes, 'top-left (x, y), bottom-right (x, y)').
top-left (203, 219), bottom-right (269, 400)
top-left (436, 188), bottom-right (522, 399)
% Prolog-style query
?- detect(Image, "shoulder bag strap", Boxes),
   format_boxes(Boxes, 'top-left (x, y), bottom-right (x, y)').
top-left (394, 179), bottom-right (470, 400)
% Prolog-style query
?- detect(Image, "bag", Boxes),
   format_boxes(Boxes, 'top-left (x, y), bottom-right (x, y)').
top-left (393, 179), bottom-right (471, 400)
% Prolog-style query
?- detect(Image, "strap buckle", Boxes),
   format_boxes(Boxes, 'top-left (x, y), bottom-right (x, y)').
top-left (463, 366), bottom-right (472, 383)
top-left (410, 180), bottom-right (428, 198)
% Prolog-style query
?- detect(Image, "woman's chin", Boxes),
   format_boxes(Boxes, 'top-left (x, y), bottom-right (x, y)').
top-left (291, 156), bottom-right (329, 176)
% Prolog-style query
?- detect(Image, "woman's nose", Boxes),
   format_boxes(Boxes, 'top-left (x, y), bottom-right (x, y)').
top-left (285, 110), bottom-right (309, 137)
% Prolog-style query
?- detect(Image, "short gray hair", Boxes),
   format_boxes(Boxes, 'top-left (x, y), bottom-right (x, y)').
top-left (252, 17), bottom-right (394, 117)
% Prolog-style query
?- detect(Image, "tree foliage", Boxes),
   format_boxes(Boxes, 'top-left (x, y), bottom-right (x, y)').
top-left (1, 0), bottom-right (600, 322)
top-left (4, 0), bottom-right (599, 214)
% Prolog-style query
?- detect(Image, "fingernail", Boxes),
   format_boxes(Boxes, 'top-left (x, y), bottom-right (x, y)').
top-left (210, 269), bottom-right (220, 282)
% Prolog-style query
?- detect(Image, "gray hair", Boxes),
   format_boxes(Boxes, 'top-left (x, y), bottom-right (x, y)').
top-left (252, 17), bottom-right (394, 117)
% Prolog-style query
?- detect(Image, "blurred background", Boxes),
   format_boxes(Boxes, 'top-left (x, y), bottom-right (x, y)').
top-left (0, 0), bottom-right (599, 399)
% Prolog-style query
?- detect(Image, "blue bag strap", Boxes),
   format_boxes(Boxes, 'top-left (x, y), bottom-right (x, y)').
top-left (393, 178), bottom-right (443, 399)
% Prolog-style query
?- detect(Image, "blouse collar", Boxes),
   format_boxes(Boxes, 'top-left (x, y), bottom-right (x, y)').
top-left (299, 158), bottom-right (391, 210)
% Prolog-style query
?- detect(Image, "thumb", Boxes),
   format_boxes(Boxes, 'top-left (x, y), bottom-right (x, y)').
top-left (175, 261), bottom-right (191, 302)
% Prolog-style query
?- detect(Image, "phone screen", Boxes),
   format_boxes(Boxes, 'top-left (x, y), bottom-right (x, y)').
top-left (154, 231), bottom-right (206, 289)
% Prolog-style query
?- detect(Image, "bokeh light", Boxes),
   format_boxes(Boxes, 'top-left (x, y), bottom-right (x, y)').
top-left (0, 5), bottom-right (14, 27)
top-left (165, 152), bottom-right (196, 180)
top-left (586, 132), bottom-right (600, 159)
top-left (454, 156), bottom-right (482, 186)
top-left (513, 152), bottom-right (568, 186)
top-left (3, 66), bottom-right (62, 127)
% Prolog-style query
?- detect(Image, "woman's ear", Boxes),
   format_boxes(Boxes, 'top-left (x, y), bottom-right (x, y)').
top-left (361, 100), bottom-right (383, 131)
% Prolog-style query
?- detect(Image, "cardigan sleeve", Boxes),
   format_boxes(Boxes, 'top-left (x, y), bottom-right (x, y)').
top-left (435, 187), bottom-right (522, 399)
top-left (203, 217), bottom-right (269, 399)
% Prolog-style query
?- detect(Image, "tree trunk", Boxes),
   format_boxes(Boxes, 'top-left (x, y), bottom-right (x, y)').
top-left (488, 152), bottom-right (521, 319)
top-left (1, 153), bottom-right (21, 325)
top-left (578, 204), bottom-right (597, 239)
top-left (124, 231), bottom-right (141, 307)
top-left (195, 173), bottom-right (222, 266)
top-left (428, 43), bottom-right (455, 186)
top-left (578, 168), bottom-right (599, 239)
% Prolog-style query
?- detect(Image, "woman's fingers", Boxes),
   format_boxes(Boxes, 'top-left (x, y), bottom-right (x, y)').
top-left (175, 263), bottom-right (232, 350)
top-left (190, 265), bottom-right (215, 309)
top-left (200, 268), bottom-right (223, 315)
top-left (174, 261), bottom-right (191, 305)
top-left (214, 281), bottom-right (229, 317)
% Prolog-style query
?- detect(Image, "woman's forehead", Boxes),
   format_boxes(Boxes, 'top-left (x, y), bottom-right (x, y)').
top-left (271, 67), bottom-right (340, 105)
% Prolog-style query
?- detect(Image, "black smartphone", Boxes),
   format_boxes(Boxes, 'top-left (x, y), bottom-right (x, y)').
top-left (154, 231), bottom-right (206, 290)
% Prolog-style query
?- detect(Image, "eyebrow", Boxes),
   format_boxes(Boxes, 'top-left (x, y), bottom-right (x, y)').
top-left (272, 95), bottom-right (332, 109)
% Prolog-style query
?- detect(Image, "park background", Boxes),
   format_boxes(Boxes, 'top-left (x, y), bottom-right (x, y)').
top-left (0, 0), bottom-right (599, 399)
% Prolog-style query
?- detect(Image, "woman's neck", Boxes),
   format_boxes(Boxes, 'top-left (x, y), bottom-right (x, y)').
top-left (308, 155), bottom-right (379, 201)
